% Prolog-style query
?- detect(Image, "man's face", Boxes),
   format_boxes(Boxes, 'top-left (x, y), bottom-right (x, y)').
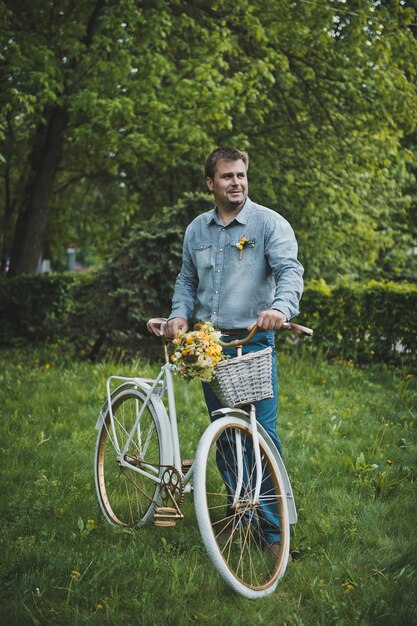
top-left (206, 159), bottom-right (248, 212)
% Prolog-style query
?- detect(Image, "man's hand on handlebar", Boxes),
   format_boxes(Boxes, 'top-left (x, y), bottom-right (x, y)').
top-left (249, 309), bottom-right (287, 332)
top-left (164, 317), bottom-right (188, 339)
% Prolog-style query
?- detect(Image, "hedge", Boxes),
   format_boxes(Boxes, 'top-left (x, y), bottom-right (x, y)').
top-left (0, 272), bottom-right (416, 368)
top-left (290, 279), bottom-right (417, 366)
top-left (0, 273), bottom-right (81, 346)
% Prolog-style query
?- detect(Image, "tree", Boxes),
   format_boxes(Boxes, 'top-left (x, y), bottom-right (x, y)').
top-left (1, 0), bottom-right (417, 281)
top-left (0, 0), bottom-right (277, 275)
top-left (244, 0), bottom-right (417, 280)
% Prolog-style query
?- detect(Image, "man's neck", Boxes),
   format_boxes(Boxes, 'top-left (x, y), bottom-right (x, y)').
top-left (216, 203), bottom-right (245, 226)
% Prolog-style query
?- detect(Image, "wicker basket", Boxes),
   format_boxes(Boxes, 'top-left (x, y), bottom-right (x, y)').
top-left (212, 347), bottom-right (273, 407)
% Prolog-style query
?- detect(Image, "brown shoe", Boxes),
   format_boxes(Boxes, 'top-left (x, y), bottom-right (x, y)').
top-left (266, 542), bottom-right (293, 563)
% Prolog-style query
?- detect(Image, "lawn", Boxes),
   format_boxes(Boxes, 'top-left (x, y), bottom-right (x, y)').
top-left (0, 344), bottom-right (416, 625)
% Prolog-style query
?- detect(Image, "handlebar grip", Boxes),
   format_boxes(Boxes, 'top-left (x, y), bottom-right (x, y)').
top-left (147, 317), bottom-right (167, 337)
top-left (282, 322), bottom-right (314, 336)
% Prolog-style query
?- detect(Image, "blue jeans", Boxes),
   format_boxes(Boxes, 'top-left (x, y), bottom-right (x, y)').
top-left (202, 330), bottom-right (282, 544)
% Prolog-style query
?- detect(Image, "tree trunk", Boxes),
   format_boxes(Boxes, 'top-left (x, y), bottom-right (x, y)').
top-left (9, 106), bottom-right (69, 276)
top-left (8, 0), bottom-right (107, 276)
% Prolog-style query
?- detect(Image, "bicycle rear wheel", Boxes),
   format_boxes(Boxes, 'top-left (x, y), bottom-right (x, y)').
top-left (95, 388), bottom-right (167, 527)
top-left (194, 416), bottom-right (290, 599)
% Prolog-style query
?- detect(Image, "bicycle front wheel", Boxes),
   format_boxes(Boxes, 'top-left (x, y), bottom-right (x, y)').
top-left (194, 416), bottom-right (290, 599)
top-left (95, 388), bottom-right (168, 527)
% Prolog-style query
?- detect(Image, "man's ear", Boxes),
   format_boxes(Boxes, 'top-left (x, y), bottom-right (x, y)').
top-left (206, 177), bottom-right (214, 192)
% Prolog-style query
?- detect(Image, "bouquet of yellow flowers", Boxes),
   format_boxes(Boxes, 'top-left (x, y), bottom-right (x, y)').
top-left (170, 322), bottom-right (226, 382)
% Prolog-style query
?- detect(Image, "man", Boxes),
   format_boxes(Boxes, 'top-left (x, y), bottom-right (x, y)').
top-left (165, 146), bottom-right (304, 553)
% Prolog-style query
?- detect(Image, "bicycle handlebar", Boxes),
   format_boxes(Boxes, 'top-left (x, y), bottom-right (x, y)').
top-left (146, 318), bottom-right (313, 343)
top-left (217, 322), bottom-right (313, 348)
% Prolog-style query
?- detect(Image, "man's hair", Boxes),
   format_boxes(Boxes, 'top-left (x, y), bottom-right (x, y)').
top-left (204, 147), bottom-right (249, 180)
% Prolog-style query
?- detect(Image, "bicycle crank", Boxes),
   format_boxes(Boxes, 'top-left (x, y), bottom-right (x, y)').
top-left (153, 466), bottom-right (184, 527)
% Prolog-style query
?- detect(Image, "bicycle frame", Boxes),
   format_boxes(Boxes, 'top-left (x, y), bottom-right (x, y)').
top-left (98, 315), bottom-right (310, 521)
top-left (99, 363), bottom-right (267, 507)
top-left (97, 365), bottom-right (297, 525)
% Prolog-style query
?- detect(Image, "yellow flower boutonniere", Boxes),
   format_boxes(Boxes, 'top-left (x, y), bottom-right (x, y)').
top-left (234, 236), bottom-right (255, 260)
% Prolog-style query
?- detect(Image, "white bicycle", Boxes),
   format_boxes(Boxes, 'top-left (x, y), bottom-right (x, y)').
top-left (94, 318), bottom-right (312, 599)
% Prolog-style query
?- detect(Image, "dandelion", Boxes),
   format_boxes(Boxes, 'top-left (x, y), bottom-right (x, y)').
top-left (67, 569), bottom-right (81, 608)
top-left (45, 363), bottom-right (51, 370)
top-left (92, 602), bottom-right (104, 616)
top-left (386, 459), bottom-right (393, 465)
top-left (342, 580), bottom-right (355, 592)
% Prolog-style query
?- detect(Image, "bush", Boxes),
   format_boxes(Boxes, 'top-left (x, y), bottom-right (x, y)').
top-left (293, 279), bottom-right (417, 366)
top-left (0, 272), bottom-right (82, 346)
top-left (66, 192), bottom-right (213, 359)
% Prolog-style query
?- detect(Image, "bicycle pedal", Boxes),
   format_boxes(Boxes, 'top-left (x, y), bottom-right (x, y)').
top-left (181, 459), bottom-right (193, 474)
top-left (153, 506), bottom-right (183, 527)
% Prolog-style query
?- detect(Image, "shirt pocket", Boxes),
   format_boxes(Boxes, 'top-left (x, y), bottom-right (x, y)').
top-left (193, 241), bottom-right (213, 269)
top-left (228, 241), bottom-right (256, 269)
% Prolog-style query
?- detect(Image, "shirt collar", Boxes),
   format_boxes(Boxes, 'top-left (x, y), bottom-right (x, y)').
top-left (206, 197), bottom-right (254, 226)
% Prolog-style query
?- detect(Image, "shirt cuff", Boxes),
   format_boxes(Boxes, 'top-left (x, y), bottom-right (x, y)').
top-left (168, 307), bottom-right (189, 322)
top-left (271, 306), bottom-right (291, 321)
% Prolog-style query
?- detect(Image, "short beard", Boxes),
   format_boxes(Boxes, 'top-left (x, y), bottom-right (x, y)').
top-left (226, 194), bottom-right (246, 209)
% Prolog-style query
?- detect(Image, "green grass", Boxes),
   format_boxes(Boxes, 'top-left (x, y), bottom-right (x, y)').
top-left (0, 345), bottom-right (416, 625)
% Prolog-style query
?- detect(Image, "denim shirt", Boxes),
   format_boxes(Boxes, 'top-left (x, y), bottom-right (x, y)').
top-left (169, 197), bottom-right (304, 329)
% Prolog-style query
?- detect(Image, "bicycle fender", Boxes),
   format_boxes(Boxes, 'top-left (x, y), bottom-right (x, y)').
top-left (95, 386), bottom-right (174, 467)
top-left (208, 411), bottom-right (297, 525)
top-left (95, 379), bottom-right (158, 429)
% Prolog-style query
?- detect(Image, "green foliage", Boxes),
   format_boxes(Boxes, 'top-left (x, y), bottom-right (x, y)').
top-left (0, 272), bottom-right (81, 345)
top-left (0, 347), bottom-right (416, 624)
top-left (1, 1), bottom-right (417, 280)
top-left (0, 0), bottom-right (279, 268)
top-left (246, 0), bottom-right (417, 282)
top-left (295, 280), bottom-right (417, 366)
top-left (67, 193), bottom-right (213, 358)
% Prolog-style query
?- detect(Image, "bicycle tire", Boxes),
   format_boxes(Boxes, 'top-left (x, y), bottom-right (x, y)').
top-left (194, 416), bottom-right (290, 599)
top-left (95, 387), bottom-right (171, 527)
